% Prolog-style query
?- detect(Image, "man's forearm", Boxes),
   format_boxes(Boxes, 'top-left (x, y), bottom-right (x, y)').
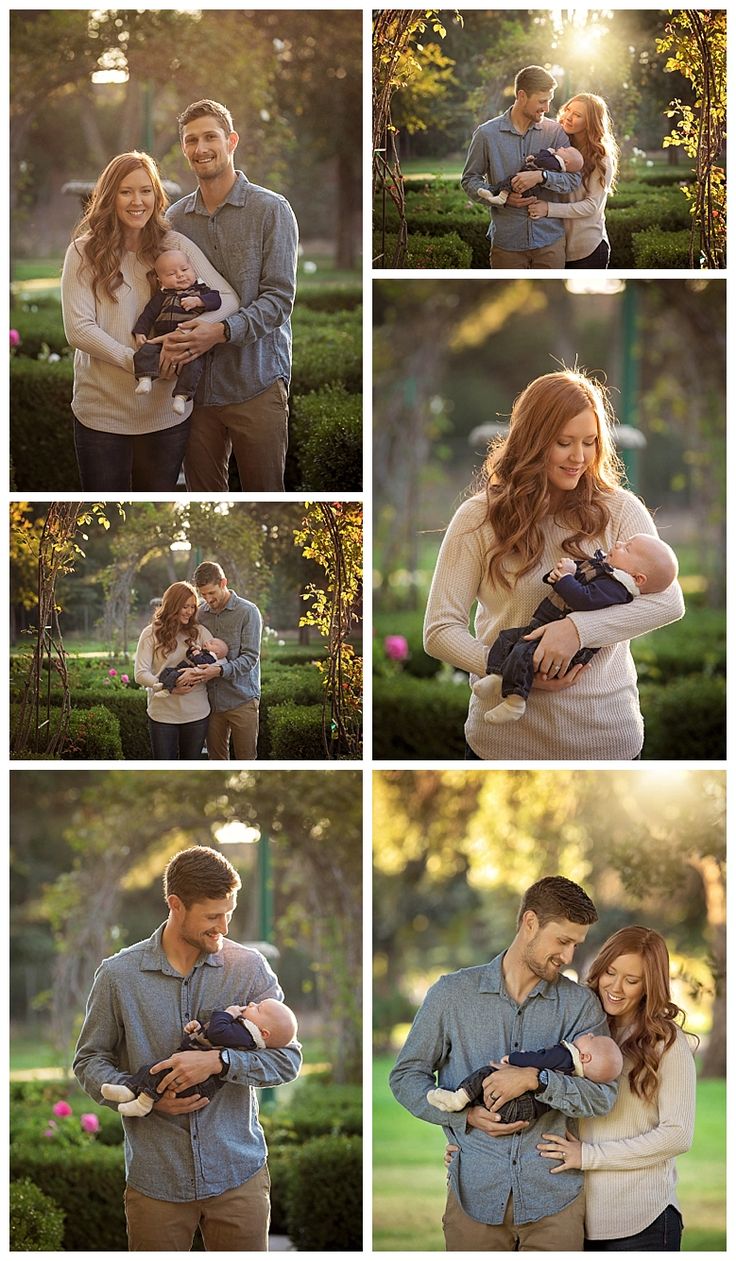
top-left (538, 1071), bottom-right (617, 1118)
top-left (222, 1043), bottom-right (302, 1088)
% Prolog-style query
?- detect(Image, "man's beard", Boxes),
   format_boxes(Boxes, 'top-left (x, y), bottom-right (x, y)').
top-left (183, 929), bottom-right (222, 954)
top-left (523, 943), bottom-right (560, 982)
top-left (192, 155), bottom-right (229, 182)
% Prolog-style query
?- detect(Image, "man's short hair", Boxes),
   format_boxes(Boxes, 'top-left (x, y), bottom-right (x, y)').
top-left (515, 66), bottom-right (557, 97)
top-left (164, 846), bottom-right (241, 908)
top-left (178, 99), bottom-right (234, 139)
top-left (193, 560), bottom-right (226, 588)
top-left (517, 876), bottom-right (597, 929)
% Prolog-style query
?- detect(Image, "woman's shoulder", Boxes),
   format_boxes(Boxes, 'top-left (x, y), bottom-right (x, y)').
top-left (445, 493), bottom-right (488, 531)
top-left (658, 1024), bottom-right (697, 1073)
top-left (606, 485), bottom-right (651, 525)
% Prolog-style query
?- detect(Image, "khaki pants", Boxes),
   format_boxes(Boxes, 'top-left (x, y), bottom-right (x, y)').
top-left (443, 1188), bottom-right (585, 1251)
top-left (184, 379), bottom-right (289, 492)
top-left (490, 239), bottom-right (566, 269)
top-left (124, 1164), bottom-right (271, 1251)
top-left (207, 698), bottom-right (259, 760)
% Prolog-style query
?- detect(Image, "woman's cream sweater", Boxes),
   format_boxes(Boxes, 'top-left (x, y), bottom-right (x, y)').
top-left (61, 230), bottom-right (239, 434)
top-left (423, 488), bottom-right (685, 760)
top-left (580, 1028), bottom-right (696, 1239)
top-left (134, 624), bottom-right (211, 724)
top-left (545, 156), bottom-right (613, 262)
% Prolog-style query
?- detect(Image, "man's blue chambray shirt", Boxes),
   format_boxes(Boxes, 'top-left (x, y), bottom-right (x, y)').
top-left (73, 924), bottom-right (301, 1202)
top-left (166, 171), bottom-right (298, 406)
top-left (198, 590), bottom-right (262, 711)
top-left (389, 952), bottom-right (616, 1226)
top-left (461, 110), bottom-right (582, 252)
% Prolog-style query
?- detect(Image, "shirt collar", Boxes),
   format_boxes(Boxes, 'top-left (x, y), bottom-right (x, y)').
top-left (140, 922), bottom-right (224, 975)
top-left (184, 170), bottom-right (250, 216)
top-left (499, 106), bottom-right (544, 134)
top-left (479, 950), bottom-right (555, 1000)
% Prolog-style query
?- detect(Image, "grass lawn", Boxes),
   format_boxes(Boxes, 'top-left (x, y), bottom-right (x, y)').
top-left (373, 1055), bottom-right (725, 1251)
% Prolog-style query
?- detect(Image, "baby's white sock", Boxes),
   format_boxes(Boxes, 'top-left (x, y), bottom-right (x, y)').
top-left (484, 695), bottom-right (527, 724)
top-left (135, 377), bottom-right (152, 395)
top-left (172, 395), bottom-right (187, 415)
top-left (101, 1082), bottom-right (136, 1103)
top-left (118, 1093), bottom-right (154, 1117)
top-left (427, 1086), bottom-right (471, 1112)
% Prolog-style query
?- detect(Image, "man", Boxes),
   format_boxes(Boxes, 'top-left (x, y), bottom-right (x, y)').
top-left (177, 560), bottom-right (262, 761)
top-left (74, 846), bottom-right (300, 1251)
top-left (390, 876), bottom-right (616, 1251)
top-left (461, 66), bottom-right (581, 268)
top-left (164, 99), bottom-right (298, 492)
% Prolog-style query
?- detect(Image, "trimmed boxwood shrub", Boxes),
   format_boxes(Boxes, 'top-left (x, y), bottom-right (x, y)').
top-left (290, 385), bottom-right (362, 490)
top-left (10, 307), bottom-right (69, 358)
top-left (11, 357), bottom-right (79, 491)
top-left (374, 230), bottom-right (473, 269)
top-left (373, 674), bottom-right (469, 759)
top-left (260, 663), bottom-right (325, 706)
top-left (10, 703), bottom-right (123, 760)
top-left (65, 690), bottom-right (149, 759)
top-left (291, 307), bottom-right (362, 394)
top-left (11, 1141), bottom-right (128, 1252)
top-left (640, 676), bottom-right (725, 760)
top-left (606, 192), bottom-right (691, 266)
top-left (297, 285), bottom-right (362, 313)
top-left (268, 703), bottom-right (328, 759)
top-left (10, 1178), bottom-right (65, 1251)
top-left (280, 1134), bottom-right (362, 1251)
top-left (632, 227), bottom-right (693, 268)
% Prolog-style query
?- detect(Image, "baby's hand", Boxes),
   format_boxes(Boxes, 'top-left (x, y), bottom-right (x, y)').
top-left (550, 557), bottom-right (576, 581)
top-left (184, 1019), bottom-right (201, 1034)
top-left (134, 333), bottom-right (147, 347)
top-left (180, 296), bottom-right (205, 312)
top-left (500, 1055), bottom-right (510, 1064)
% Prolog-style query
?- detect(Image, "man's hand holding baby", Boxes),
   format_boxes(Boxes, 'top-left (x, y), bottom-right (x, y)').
top-left (482, 1061), bottom-right (540, 1113)
top-left (150, 1048), bottom-right (223, 1095)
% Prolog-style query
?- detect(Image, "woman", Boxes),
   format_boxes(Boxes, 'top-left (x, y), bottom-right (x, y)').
top-left (526, 94), bottom-right (619, 269)
top-left (423, 370), bottom-right (684, 759)
top-left (134, 581), bottom-right (211, 760)
top-left (538, 926), bottom-right (696, 1250)
top-left (61, 152), bottom-right (239, 491)
top-left (445, 927), bottom-right (696, 1250)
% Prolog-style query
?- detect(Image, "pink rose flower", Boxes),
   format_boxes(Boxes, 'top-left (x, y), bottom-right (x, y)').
top-left (81, 1113), bottom-right (100, 1133)
top-left (384, 634), bottom-right (410, 662)
top-left (120, 674), bottom-right (129, 684)
top-left (108, 668), bottom-right (118, 677)
top-left (52, 1100), bottom-right (73, 1117)
top-left (10, 329), bottom-right (21, 347)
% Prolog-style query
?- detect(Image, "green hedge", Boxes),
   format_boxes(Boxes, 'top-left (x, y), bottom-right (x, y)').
top-left (267, 703), bottom-right (329, 759)
top-left (10, 1178), bottom-right (66, 1251)
top-left (11, 703), bottom-right (123, 760)
top-left (10, 358), bottom-right (79, 491)
top-left (280, 1135), bottom-right (362, 1251)
top-left (373, 674), bottom-right (469, 758)
top-left (11, 1142), bottom-right (128, 1252)
top-left (10, 309), bottom-right (70, 358)
top-left (290, 385), bottom-right (362, 490)
top-left (606, 191), bottom-right (691, 266)
top-left (374, 230), bottom-right (473, 268)
top-left (297, 285), bottom-right (362, 313)
top-left (631, 226), bottom-right (693, 268)
top-left (291, 307), bottom-right (362, 394)
top-left (640, 676), bottom-right (725, 759)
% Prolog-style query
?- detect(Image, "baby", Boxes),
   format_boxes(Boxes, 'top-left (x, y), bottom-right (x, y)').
top-left (152, 636), bottom-right (229, 697)
top-left (101, 998), bottom-right (298, 1117)
top-left (478, 145), bottom-right (584, 206)
top-left (473, 534), bottom-right (678, 724)
top-left (132, 249), bottom-right (221, 415)
top-left (427, 1032), bottom-right (623, 1124)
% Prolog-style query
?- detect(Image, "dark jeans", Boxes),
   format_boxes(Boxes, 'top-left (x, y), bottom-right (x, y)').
top-left (123, 1032), bottom-right (223, 1103)
top-left (487, 596), bottom-right (598, 701)
top-left (73, 414), bottom-right (189, 491)
top-left (133, 342), bottom-right (205, 401)
top-left (566, 239), bottom-right (610, 269)
top-left (584, 1205), bottom-right (683, 1251)
top-left (147, 714), bottom-right (209, 760)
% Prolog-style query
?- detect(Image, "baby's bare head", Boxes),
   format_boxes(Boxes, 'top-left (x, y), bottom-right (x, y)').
top-left (555, 145), bottom-right (584, 173)
top-left (203, 637), bottom-right (228, 659)
top-left (573, 1033), bottom-right (623, 1082)
top-left (606, 534), bottom-right (678, 593)
top-left (154, 249), bottom-right (197, 290)
top-left (237, 998), bottom-right (298, 1047)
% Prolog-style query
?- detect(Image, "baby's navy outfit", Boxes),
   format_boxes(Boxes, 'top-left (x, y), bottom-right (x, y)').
top-left (157, 647), bottom-right (217, 695)
top-left (456, 1041), bottom-right (579, 1124)
top-left (487, 146), bottom-right (567, 196)
top-left (485, 550), bottom-right (638, 701)
top-left (133, 282), bottom-right (222, 401)
top-left (119, 1010), bottom-right (260, 1104)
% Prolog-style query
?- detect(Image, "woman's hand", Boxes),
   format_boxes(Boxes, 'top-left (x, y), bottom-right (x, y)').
top-left (523, 619), bottom-right (581, 678)
top-left (537, 1130), bottom-right (583, 1172)
top-left (444, 1142), bottom-right (459, 1169)
top-left (531, 664), bottom-right (588, 692)
top-left (528, 200), bottom-right (549, 219)
top-left (511, 169), bottom-right (544, 194)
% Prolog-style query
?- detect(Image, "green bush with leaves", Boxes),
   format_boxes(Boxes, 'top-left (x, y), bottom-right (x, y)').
top-left (10, 358), bottom-right (78, 491)
top-left (291, 307), bottom-right (362, 394)
top-left (375, 229), bottom-right (473, 268)
top-left (606, 192), bottom-right (692, 266)
top-left (290, 385), bottom-right (362, 491)
top-left (297, 285), bottom-right (362, 313)
top-left (11, 1142), bottom-right (128, 1252)
top-left (10, 306), bottom-right (69, 358)
top-left (10, 1178), bottom-right (65, 1251)
top-left (10, 703), bottom-right (123, 760)
top-left (373, 674), bottom-right (469, 759)
top-left (268, 703), bottom-right (328, 759)
top-left (280, 1134), bottom-right (363, 1251)
top-left (631, 227), bottom-right (692, 268)
top-left (640, 676), bottom-right (725, 759)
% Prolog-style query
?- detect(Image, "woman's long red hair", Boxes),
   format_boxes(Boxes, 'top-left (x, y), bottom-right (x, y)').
top-left (559, 93), bottom-right (619, 193)
top-left (151, 582), bottom-right (200, 660)
top-left (586, 926), bottom-right (689, 1102)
